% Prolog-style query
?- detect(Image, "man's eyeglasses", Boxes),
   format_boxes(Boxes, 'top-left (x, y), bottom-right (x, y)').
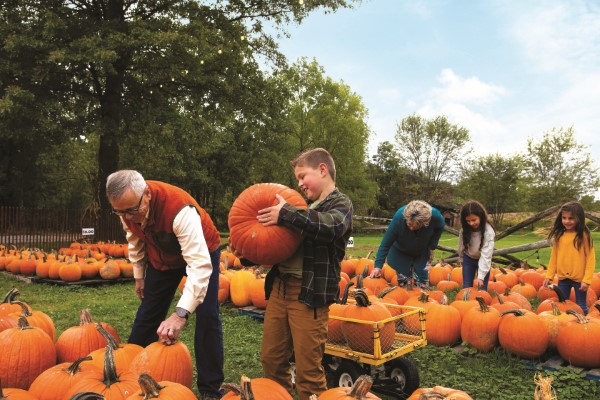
top-left (112, 190), bottom-right (145, 216)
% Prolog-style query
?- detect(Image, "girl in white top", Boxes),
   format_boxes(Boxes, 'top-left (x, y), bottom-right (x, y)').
top-left (457, 200), bottom-right (495, 290)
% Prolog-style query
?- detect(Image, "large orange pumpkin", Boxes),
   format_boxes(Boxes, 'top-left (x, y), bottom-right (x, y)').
top-left (0, 316), bottom-right (56, 389)
top-left (425, 295), bottom-right (461, 347)
top-left (29, 356), bottom-right (99, 400)
top-left (228, 183), bottom-right (307, 265)
top-left (341, 290), bottom-right (395, 354)
top-left (85, 324), bottom-right (142, 374)
top-left (129, 341), bottom-right (193, 388)
top-left (222, 375), bottom-right (292, 399)
top-left (229, 269), bottom-right (256, 307)
top-left (0, 288), bottom-right (31, 318)
top-left (498, 309), bottom-right (548, 359)
top-left (556, 310), bottom-right (600, 368)
top-left (0, 386), bottom-right (38, 400)
top-left (461, 297), bottom-right (501, 352)
top-left (66, 346), bottom-right (139, 400)
top-left (56, 309), bottom-right (121, 363)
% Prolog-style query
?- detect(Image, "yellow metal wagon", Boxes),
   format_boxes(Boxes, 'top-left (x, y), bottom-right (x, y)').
top-left (323, 302), bottom-right (427, 399)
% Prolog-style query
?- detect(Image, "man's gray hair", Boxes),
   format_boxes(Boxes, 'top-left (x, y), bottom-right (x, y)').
top-left (403, 200), bottom-right (433, 229)
top-left (106, 170), bottom-right (146, 200)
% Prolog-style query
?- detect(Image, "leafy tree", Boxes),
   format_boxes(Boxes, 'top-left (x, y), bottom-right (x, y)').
top-left (0, 0), bottom-right (358, 211)
top-left (271, 58), bottom-right (376, 214)
top-left (523, 127), bottom-right (599, 210)
top-left (457, 154), bottom-right (523, 227)
top-left (394, 114), bottom-right (470, 203)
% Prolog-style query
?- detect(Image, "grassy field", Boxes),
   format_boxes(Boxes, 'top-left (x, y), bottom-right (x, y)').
top-left (1, 232), bottom-right (599, 399)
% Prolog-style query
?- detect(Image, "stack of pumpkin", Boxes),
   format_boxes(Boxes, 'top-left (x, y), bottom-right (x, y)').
top-left (0, 244), bottom-right (133, 282)
top-left (336, 257), bottom-right (600, 368)
top-left (0, 289), bottom-right (195, 398)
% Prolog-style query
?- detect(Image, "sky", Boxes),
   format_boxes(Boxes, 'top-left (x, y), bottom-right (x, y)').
top-left (271, 0), bottom-right (600, 170)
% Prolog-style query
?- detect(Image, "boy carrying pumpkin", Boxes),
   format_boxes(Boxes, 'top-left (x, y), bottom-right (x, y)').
top-left (235, 148), bottom-right (353, 400)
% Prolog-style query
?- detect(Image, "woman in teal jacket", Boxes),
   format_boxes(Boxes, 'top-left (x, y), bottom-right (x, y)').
top-left (370, 200), bottom-right (445, 288)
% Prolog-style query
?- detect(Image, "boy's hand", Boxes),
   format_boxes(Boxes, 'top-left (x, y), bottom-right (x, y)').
top-left (257, 194), bottom-right (286, 226)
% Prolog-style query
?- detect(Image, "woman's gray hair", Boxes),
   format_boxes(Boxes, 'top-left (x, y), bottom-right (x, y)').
top-left (403, 200), bottom-right (433, 229)
top-left (106, 170), bottom-right (146, 200)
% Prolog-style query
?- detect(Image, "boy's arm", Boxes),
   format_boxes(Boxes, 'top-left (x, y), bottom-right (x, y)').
top-left (277, 194), bottom-right (353, 243)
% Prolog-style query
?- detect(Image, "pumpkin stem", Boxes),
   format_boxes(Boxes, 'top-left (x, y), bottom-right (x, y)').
top-left (565, 309), bottom-right (589, 324)
top-left (500, 309), bottom-right (524, 317)
top-left (96, 322), bottom-right (120, 350)
top-left (550, 301), bottom-right (562, 316)
top-left (354, 290), bottom-right (371, 307)
top-left (361, 265), bottom-right (369, 278)
top-left (337, 282), bottom-right (355, 305)
top-left (13, 301), bottom-right (31, 317)
top-left (475, 296), bottom-right (489, 312)
top-left (548, 284), bottom-right (566, 303)
top-left (494, 291), bottom-right (506, 304)
top-left (377, 285), bottom-right (398, 299)
top-left (102, 345), bottom-right (120, 387)
top-left (355, 274), bottom-right (364, 289)
top-left (220, 383), bottom-right (241, 395)
top-left (66, 356), bottom-right (93, 376)
top-left (419, 392), bottom-right (446, 399)
top-left (137, 373), bottom-right (165, 399)
top-left (417, 291), bottom-right (430, 303)
top-left (595, 303), bottom-right (600, 313)
top-left (17, 315), bottom-right (33, 330)
top-left (440, 294), bottom-right (449, 306)
top-left (80, 309), bottom-right (94, 325)
top-left (239, 375), bottom-right (255, 400)
top-left (309, 396), bottom-right (319, 400)
top-left (1, 288), bottom-right (19, 304)
top-left (462, 289), bottom-right (472, 301)
top-left (348, 375), bottom-right (374, 398)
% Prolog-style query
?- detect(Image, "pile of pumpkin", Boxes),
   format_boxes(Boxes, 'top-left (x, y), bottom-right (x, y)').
top-left (179, 249), bottom-right (269, 309)
top-left (338, 257), bottom-right (600, 369)
top-left (0, 242), bottom-right (132, 282)
top-left (0, 287), bottom-right (310, 400)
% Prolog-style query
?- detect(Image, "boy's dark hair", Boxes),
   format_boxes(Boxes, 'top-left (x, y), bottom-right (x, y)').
top-left (290, 148), bottom-right (336, 182)
top-left (460, 200), bottom-right (495, 252)
top-left (548, 201), bottom-right (593, 250)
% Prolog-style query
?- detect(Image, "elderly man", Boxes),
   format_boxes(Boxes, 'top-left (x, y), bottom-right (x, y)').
top-left (106, 170), bottom-right (223, 400)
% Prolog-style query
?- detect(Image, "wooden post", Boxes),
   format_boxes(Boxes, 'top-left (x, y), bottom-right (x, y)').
top-left (495, 205), bottom-right (560, 241)
top-left (440, 240), bottom-right (551, 264)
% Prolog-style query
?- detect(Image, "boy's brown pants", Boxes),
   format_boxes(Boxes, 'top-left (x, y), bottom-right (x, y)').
top-left (261, 276), bottom-right (329, 400)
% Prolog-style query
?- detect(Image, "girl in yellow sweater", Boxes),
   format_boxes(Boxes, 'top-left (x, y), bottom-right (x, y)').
top-left (543, 201), bottom-right (595, 314)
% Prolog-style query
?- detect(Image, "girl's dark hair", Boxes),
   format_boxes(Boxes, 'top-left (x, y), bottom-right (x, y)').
top-left (548, 201), bottom-right (593, 250)
top-left (460, 200), bottom-right (495, 252)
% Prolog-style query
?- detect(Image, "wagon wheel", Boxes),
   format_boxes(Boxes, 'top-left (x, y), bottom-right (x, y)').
top-left (331, 360), bottom-right (365, 388)
top-left (384, 356), bottom-right (420, 396)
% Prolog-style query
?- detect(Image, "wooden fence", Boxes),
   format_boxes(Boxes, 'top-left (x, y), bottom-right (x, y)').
top-left (0, 206), bottom-right (125, 250)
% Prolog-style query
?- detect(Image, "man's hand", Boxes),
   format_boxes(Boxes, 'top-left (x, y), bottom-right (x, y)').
top-left (257, 194), bottom-right (286, 226)
top-left (157, 313), bottom-right (187, 345)
top-left (473, 278), bottom-right (483, 289)
top-left (581, 282), bottom-right (589, 292)
top-left (135, 278), bottom-right (144, 300)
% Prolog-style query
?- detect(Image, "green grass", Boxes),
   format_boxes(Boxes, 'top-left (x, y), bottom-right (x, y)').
top-left (2, 232), bottom-right (600, 399)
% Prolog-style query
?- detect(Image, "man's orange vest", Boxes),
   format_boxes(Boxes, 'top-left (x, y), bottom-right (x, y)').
top-left (123, 181), bottom-right (220, 271)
